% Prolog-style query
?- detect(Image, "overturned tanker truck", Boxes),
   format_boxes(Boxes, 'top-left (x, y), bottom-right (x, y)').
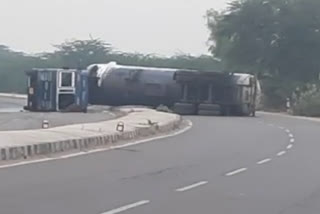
top-left (86, 62), bottom-right (261, 116)
top-left (86, 62), bottom-right (188, 107)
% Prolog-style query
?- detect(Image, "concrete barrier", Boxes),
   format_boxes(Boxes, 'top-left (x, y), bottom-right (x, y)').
top-left (0, 93), bottom-right (27, 99)
top-left (0, 109), bottom-right (183, 162)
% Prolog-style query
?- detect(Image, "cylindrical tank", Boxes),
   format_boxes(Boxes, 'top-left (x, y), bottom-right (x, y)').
top-left (87, 62), bottom-right (182, 107)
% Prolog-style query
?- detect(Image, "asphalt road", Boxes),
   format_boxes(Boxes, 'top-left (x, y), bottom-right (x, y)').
top-left (0, 97), bottom-right (120, 130)
top-left (0, 113), bottom-right (319, 214)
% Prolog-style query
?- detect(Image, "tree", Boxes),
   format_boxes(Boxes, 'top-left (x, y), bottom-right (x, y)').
top-left (46, 39), bottom-right (112, 68)
top-left (207, 0), bottom-right (320, 80)
top-left (207, 0), bottom-right (320, 108)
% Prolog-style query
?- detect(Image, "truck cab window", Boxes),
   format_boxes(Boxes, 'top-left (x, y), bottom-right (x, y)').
top-left (61, 72), bottom-right (73, 87)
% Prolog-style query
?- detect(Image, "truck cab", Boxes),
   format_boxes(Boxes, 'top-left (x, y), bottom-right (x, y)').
top-left (25, 68), bottom-right (88, 112)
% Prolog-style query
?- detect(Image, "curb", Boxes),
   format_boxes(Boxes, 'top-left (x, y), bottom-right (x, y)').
top-left (0, 93), bottom-right (27, 99)
top-left (0, 115), bottom-right (182, 162)
top-left (259, 111), bottom-right (320, 122)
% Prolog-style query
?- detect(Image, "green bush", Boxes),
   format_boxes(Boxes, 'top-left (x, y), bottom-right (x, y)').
top-left (292, 84), bottom-right (320, 117)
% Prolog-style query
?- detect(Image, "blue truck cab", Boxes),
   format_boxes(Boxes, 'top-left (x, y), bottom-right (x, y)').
top-left (25, 68), bottom-right (88, 112)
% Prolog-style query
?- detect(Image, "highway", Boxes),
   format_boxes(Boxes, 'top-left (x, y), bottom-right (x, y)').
top-left (0, 113), bottom-right (319, 214)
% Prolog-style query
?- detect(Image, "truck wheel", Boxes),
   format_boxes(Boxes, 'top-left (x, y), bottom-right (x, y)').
top-left (173, 103), bottom-right (197, 115)
top-left (197, 110), bottom-right (221, 116)
top-left (198, 104), bottom-right (221, 111)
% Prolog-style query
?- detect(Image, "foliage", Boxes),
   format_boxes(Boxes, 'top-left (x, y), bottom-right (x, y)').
top-left (292, 84), bottom-right (320, 116)
top-left (206, 0), bottom-right (320, 109)
top-left (44, 39), bottom-right (112, 68)
top-left (0, 39), bottom-right (221, 93)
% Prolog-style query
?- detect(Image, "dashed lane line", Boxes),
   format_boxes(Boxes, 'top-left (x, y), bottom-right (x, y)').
top-left (225, 168), bottom-right (248, 177)
top-left (176, 181), bottom-right (208, 192)
top-left (100, 200), bottom-right (150, 214)
top-left (287, 144), bottom-right (293, 150)
top-left (277, 151), bottom-right (287, 156)
top-left (257, 158), bottom-right (272, 165)
top-left (290, 138), bottom-right (295, 143)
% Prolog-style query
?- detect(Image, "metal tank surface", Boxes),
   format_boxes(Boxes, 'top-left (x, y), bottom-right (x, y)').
top-left (86, 62), bottom-right (185, 107)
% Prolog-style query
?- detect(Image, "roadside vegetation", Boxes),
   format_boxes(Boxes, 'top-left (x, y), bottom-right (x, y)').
top-left (0, 40), bottom-right (221, 93)
top-left (206, 0), bottom-right (320, 113)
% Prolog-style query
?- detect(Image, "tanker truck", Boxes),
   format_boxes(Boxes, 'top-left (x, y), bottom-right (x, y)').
top-left (86, 62), bottom-right (188, 107)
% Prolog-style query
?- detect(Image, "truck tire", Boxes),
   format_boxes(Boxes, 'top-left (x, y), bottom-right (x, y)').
top-left (198, 104), bottom-right (221, 111)
top-left (198, 110), bottom-right (221, 116)
top-left (173, 103), bottom-right (197, 115)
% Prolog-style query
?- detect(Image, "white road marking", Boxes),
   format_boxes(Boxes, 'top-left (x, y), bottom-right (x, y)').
top-left (288, 133), bottom-right (294, 138)
top-left (176, 181), bottom-right (208, 192)
top-left (287, 144), bottom-right (293, 150)
top-left (285, 129), bottom-right (291, 133)
top-left (226, 168), bottom-right (248, 176)
top-left (290, 138), bottom-right (295, 143)
top-left (101, 200), bottom-right (150, 214)
top-left (277, 151), bottom-right (286, 156)
top-left (257, 158), bottom-right (272, 165)
top-left (0, 121), bottom-right (193, 169)
top-left (0, 158), bottom-right (53, 169)
top-left (60, 152), bottom-right (87, 159)
top-left (278, 126), bottom-right (285, 130)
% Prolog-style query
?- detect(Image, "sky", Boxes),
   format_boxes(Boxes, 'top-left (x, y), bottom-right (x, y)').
top-left (0, 0), bottom-right (229, 56)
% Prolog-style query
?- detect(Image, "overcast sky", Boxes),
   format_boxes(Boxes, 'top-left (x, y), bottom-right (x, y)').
top-left (1, 0), bottom-right (229, 55)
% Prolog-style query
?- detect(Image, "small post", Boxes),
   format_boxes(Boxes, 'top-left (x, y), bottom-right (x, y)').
top-left (116, 122), bottom-right (125, 132)
top-left (286, 98), bottom-right (291, 113)
top-left (42, 120), bottom-right (49, 129)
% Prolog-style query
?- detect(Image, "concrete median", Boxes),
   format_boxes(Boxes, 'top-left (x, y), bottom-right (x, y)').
top-left (0, 108), bottom-right (183, 162)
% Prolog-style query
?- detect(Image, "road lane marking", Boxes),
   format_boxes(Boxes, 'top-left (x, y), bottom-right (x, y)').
top-left (60, 152), bottom-right (87, 159)
top-left (176, 181), bottom-right (208, 192)
top-left (278, 126), bottom-right (285, 130)
top-left (226, 168), bottom-right (248, 176)
top-left (285, 129), bottom-right (291, 133)
top-left (257, 158), bottom-right (272, 165)
top-left (0, 158), bottom-right (53, 169)
top-left (277, 151), bottom-right (286, 156)
top-left (101, 200), bottom-right (150, 214)
top-left (290, 138), bottom-right (295, 143)
top-left (288, 133), bottom-right (294, 138)
top-left (287, 144), bottom-right (293, 150)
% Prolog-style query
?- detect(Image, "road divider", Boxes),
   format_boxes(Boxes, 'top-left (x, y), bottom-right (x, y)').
top-left (0, 108), bottom-right (184, 162)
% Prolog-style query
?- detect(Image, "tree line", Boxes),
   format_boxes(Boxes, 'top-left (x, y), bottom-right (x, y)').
top-left (0, 40), bottom-right (221, 93)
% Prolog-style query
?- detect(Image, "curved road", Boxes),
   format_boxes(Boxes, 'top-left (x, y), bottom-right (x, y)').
top-left (0, 113), bottom-right (319, 213)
